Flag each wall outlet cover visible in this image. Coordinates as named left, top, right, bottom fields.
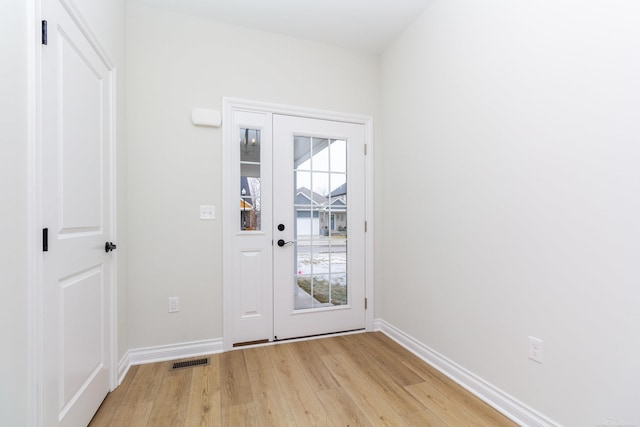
left=200, top=205, right=215, bottom=220
left=528, top=336, right=543, bottom=363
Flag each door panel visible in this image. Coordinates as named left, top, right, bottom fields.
left=228, top=110, right=273, bottom=345
left=61, top=267, right=103, bottom=403
left=238, top=250, right=268, bottom=319
left=273, top=115, right=366, bottom=340
left=41, top=1, right=114, bottom=425
left=59, top=27, right=103, bottom=232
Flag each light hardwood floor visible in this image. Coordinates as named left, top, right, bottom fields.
left=90, top=332, right=518, bottom=426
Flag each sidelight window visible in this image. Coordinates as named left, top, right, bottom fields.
left=240, top=128, right=262, bottom=231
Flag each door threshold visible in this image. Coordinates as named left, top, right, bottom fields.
left=274, top=328, right=365, bottom=343
left=229, top=329, right=367, bottom=351
left=233, top=339, right=270, bottom=348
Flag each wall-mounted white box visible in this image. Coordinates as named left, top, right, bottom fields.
left=192, top=108, right=221, bottom=127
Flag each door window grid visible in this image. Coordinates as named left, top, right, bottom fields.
left=294, top=137, right=347, bottom=309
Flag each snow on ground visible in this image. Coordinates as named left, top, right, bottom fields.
left=296, top=252, right=346, bottom=286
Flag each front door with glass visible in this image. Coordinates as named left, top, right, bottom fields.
left=273, top=115, right=366, bottom=340
left=223, top=104, right=367, bottom=347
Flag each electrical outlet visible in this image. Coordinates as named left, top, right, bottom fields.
left=168, top=297, right=179, bottom=313
left=200, top=205, right=215, bottom=220
left=528, top=336, right=543, bottom=363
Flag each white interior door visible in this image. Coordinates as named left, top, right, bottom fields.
left=224, top=103, right=368, bottom=347
left=41, top=1, right=114, bottom=425
left=272, top=115, right=366, bottom=340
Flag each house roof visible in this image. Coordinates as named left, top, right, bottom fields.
left=330, top=183, right=347, bottom=197
left=295, top=187, right=327, bottom=205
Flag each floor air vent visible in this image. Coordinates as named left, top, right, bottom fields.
left=170, top=357, right=210, bottom=371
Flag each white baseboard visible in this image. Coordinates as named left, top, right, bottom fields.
left=117, top=353, right=131, bottom=386
left=373, top=319, right=560, bottom=427
left=117, top=338, right=224, bottom=385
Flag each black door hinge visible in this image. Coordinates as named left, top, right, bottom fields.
left=42, top=20, right=48, bottom=45
left=42, top=228, right=48, bottom=252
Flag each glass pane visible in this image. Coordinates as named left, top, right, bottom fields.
left=311, top=138, right=330, bottom=172
left=240, top=177, right=261, bottom=231
left=310, top=274, right=331, bottom=306
left=241, top=163, right=260, bottom=178
left=329, top=172, right=346, bottom=199
left=240, top=127, right=261, bottom=231
left=295, top=276, right=313, bottom=310
left=295, top=207, right=314, bottom=240
left=293, top=136, right=348, bottom=310
left=295, top=171, right=311, bottom=199
left=240, top=128, right=260, bottom=163
left=311, top=171, right=329, bottom=200
left=329, top=140, right=347, bottom=173
left=294, top=136, right=311, bottom=170
left=328, top=274, right=347, bottom=305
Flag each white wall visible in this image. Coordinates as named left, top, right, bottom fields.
left=0, top=1, right=29, bottom=424
left=380, top=1, right=640, bottom=425
left=126, top=4, right=379, bottom=349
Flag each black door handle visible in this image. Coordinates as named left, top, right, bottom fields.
left=277, top=239, right=294, bottom=247
left=105, top=242, right=117, bottom=253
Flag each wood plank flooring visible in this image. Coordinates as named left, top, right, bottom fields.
left=89, top=332, right=518, bottom=426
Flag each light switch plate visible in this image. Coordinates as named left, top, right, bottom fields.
left=200, top=205, right=215, bottom=220
left=168, top=297, right=179, bottom=313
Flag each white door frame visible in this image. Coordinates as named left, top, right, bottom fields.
left=222, top=98, right=374, bottom=351
left=27, top=0, right=118, bottom=424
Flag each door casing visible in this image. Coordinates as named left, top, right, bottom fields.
left=222, top=98, right=374, bottom=351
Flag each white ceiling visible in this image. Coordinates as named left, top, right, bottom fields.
left=130, top=0, right=433, bottom=53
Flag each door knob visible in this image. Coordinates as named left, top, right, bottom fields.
left=277, top=239, right=294, bottom=247
left=105, top=242, right=117, bottom=253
